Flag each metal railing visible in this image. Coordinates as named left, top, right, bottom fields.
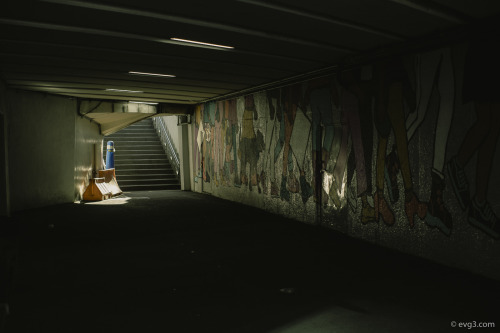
left=152, top=116, right=180, bottom=177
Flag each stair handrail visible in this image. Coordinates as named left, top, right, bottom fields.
left=152, top=117, right=180, bottom=177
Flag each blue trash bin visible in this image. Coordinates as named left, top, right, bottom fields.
left=105, top=141, right=115, bottom=169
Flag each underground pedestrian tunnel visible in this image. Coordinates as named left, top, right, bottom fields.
left=1, top=1, right=499, bottom=332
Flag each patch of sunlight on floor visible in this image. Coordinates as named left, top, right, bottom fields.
left=74, top=194, right=153, bottom=205
left=75, top=195, right=132, bottom=205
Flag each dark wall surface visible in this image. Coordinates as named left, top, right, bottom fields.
left=191, top=41, right=500, bottom=280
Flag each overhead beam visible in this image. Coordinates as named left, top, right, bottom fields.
left=5, top=84, right=212, bottom=100
left=386, top=0, right=467, bottom=23
left=1, top=70, right=248, bottom=91
left=65, top=92, right=198, bottom=104
left=0, top=38, right=299, bottom=75
left=0, top=38, right=319, bottom=73
left=40, top=0, right=356, bottom=53
left=0, top=63, right=260, bottom=88
left=238, top=0, right=404, bottom=41
left=3, top=78, right=232, bottom=95
left=79, top=100, right=157, bottom=115
left=6, top=81, right=217, bottom=98
left=0, top=18, right=331, bottom=64
left=0, top=43, right=301, bottom=80
left=158, top=103, right=193, bottom=115
left=0, top=52, right=280, bottom=82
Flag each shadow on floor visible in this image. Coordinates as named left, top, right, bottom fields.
left=2, top=190, right=499, bottom=333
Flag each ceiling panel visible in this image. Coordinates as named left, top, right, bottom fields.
left=1, top=0, right=499, bottom=108
left=431, top=0, right=500, bottom=18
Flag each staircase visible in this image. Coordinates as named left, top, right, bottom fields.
left=103, top=118, right=181, bottom=191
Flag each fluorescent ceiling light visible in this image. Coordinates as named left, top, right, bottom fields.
left=105, top=88, right=143, bottom=93
left=170, top=38, right=234, bottom=49
left=129, top=101, right=158, bottom=105
left=129, top=71, right=176, bottom=78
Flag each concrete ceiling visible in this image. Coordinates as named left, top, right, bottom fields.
left=1, top=0, right=500, bottom=107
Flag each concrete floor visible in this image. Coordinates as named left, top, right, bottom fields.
left=2, top=190, right=499, bottom=333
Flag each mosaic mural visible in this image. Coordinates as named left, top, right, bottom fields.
left=192, top=43, right=500, bottom=242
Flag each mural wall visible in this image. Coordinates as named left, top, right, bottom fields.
left=191, top=42, right=500, bottom=279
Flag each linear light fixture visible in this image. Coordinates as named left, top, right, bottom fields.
left=170, top=38, right=234, bottom=50
left=105, top=88, right=143, bottom=93
left=129, top=71, right=176, bottom=78
left=129, top=101, right=158, bottom=105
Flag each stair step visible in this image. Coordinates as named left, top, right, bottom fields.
left=110, top=141, right=163, bottom=146
left=106, top=135, right=159, bottom=139
left=113, top=146, right=164, bottom=151
left=109, top=125, right=153, bottom=129
left=104, top=148, right=164, bottom=155
left=116, top=126, right=153, bottom=130
left=116, top=169, right=177, bottom=176
left=105, top=137, right=158, bottom=142
left=115, top=150, right=165, bottom=155
left=123, top=127, right=154, bottom=131
left=106, top=137, right=161, bottom=142
left=114, top=158, right=169, bottom=165
left=108, top=139, right=160, bottom=143
left=118, top=178, right=180, bottom=186
left=117, top=163, right=172, bottom=170
left=107, top=131, right=158, bottom=135
left=102, top=118, right=180, bottom=191
left=115, top=159, right=170, bottom=164
left=121, top=184, right=181, bottom=191
left=104, top=150, right=165, bottom=156
left=117, top=174, right=177, bottom=180
left=115, top=153, right=168, bottom=159
left=128, top=123, right=153, bottom=127
left=109, top=132, right=154, bottom=136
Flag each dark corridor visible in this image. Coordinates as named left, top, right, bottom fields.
left=1, top=191, right=498, bottom=332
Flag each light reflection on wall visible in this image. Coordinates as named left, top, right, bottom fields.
left=322, top=171, right=347, bottom=209
left=74, top=115, right=103, bottom=201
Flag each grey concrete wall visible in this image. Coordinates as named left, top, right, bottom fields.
left=187, top=122, right=195, bottom=191
left=74, top=116, right=103, bottom=201
left=6, top=90, right=86, bottom=211
left=160, top=115, right=193, bottom=190
left=189, top=113, right=203, bottom=193
left=0, top=81, right=9, bottom=216
left=191, top=43, right=500, bottom=280
left=178, top=123, right=191, bottom=190
left=161, top=115, right=180, bottom=156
